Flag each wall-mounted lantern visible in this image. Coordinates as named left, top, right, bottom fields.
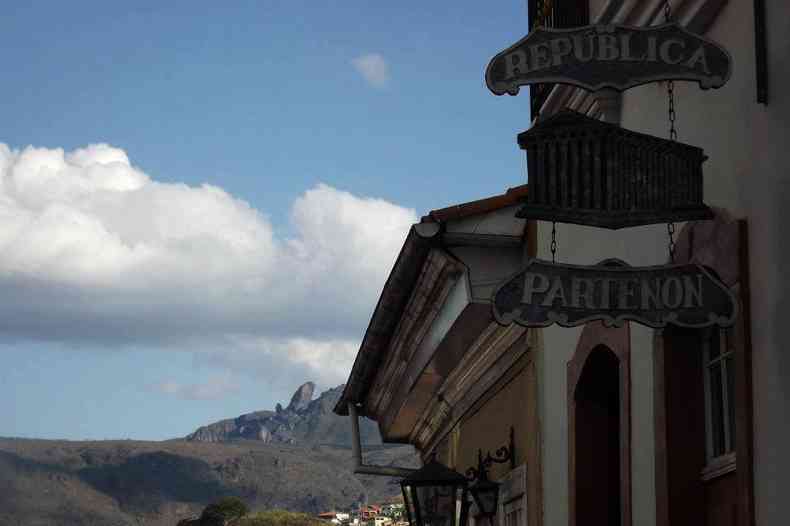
left=400, top=455, right=469, bottom=526
left=467, top=455, right=500, bottom=522
left=465, top=427, right=516, bottom=525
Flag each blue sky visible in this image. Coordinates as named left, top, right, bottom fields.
left=0, top=1, right=533, bottom=440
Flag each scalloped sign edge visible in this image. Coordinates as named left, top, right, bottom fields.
left=485, top=23, right=733, bottom=95
left=491, top=258, right=738, bottom=329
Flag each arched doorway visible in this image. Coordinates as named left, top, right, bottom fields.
left=574, top=347, right=621, bottom=526
left=567, top=322, right=631, bottom=526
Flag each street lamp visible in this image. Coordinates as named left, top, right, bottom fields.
left=467, top=451, right=501, bottom=523
left=464, top=427, right=516, bottom=525
left=400, top=455, right=469, bottom=526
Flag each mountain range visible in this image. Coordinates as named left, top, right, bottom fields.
left=0, top=383, right=418, bottom=526
left=185, top=383, right=383, bottom=448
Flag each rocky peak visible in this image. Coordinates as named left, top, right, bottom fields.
left=186, top=381, right=382, bottom=447
left=287, top=382, right=315, bottom=412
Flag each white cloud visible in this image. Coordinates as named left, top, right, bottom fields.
left=194, top=336, right=360, bottom=392
left=149, top=373, right=239, bottom=401
left=351, top=53, right=390, bottom=88
left=0, top=142, right=418, bottom=387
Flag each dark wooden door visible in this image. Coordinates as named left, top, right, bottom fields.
left=705, top=472, right=737, bottom=526
left=574, top=348, right=621, bottom=526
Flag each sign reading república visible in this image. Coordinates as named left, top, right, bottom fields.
left=486, top=23, right=732, bottom=95
left=492, top=259, right=737, bottom=329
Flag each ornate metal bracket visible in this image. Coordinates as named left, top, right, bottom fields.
left=464, top=426, right=516, bottom=481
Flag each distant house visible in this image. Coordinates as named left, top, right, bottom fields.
left=359, top=505, right=381, bottom=520
left=318, top=511, right=351, bottom=524
left=381, top=504, right=404, bottom=518
left=318, top=512, right=339, bottom=523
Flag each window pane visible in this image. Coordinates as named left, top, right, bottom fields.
left=726, top=355, right=736, bottom=453
left=415, top=486, right=458, bottom=526
left=709, top=364, right=726, bottom=457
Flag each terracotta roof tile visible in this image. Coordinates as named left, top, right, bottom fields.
left=422, top=185, right=527, bottom=223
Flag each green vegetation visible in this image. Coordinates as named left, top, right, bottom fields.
left=178, top=498, right=326, bottom=526
left=201, top=496, right=250, bottom=524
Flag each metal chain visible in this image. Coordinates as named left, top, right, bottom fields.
left=551, top=222, right=557, bottom=263
left=664, top=0, right=677, bottom=142
left=667, top=219, right=676, bottom=262
left=667, top=81, right=677, bottom=141
left=539, top=0, right=556, bottom=264
left=664, top=0, right=677, bottom=262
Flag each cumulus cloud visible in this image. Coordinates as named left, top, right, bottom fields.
left=0, top=142, right=417, bottom=386
left=149, top=373, right=239, bottom=401
left=194, top=336, right=360, bottom=392
left=351, top=53, right=390, bottom=88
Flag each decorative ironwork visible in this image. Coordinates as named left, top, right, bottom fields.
left=491, top=258, right=737, bottom=329
left=516, top=110, right=713, bottom=229
left=460, top=427, right=516, bottom=524
left=485, top=23, right=732, bottom=96
left=464, top=427, right=516, bottom=482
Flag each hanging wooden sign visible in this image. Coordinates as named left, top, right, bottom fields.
left=492, top=258, right=736, bottom=329
left=515, top=110, right=713, bottom=229
left=486, top=23, right=732, bottom=96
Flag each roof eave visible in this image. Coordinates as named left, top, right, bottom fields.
left=333, top=223, right=439, bottom=416
left=333, top=185, right=530, bottom=417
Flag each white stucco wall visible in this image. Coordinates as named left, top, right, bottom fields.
left=536, top=222, right=665, bottom=526
left=534, top=1, right=790, bottom=525
left=629, top=323, right=656, bottom=526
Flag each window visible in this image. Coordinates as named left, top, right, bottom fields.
left=702, top=328, right=736, bottom=471
left=498, top=464, right=527, bottom=526
left=502, top=499, right=524, bottom=526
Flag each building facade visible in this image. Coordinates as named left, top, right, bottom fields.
left=335, top=1, right=789, bottom=526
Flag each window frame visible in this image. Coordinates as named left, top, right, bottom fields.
left=701, top=327, right=737, bottom=478
left=497, top=464, right=528, bottom=526
left=653, top=216, right=754, bottom=526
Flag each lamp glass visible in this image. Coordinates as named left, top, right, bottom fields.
left=399, top=458, right=468, bottom=526
left=469, top=478, right=500, bottom=519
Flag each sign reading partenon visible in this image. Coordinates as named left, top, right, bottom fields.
left=486, top=23, right=732, bottom=95
left=492, top=259, right=736, bottom=329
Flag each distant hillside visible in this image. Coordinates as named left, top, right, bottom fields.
left=186, top=383, right=382, bottom=447
left=0, top=383, right=419, bottom=526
